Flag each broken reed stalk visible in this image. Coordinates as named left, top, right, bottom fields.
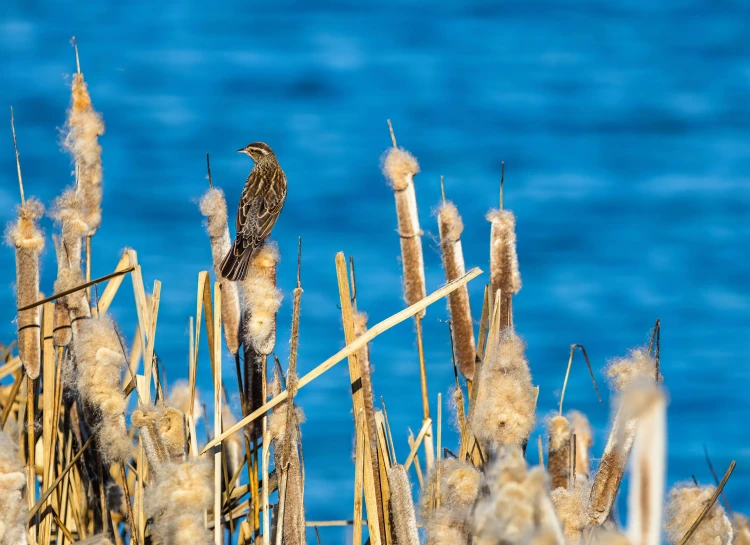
left=203, top=267, right=482, bottom=453
left=437, top=191, right=476, bottom=380
left=199, top=183, right=242, bottom=354
left=335, top=252, right=386, bottom=545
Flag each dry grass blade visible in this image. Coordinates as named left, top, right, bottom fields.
left=559, top=344, right=602, bottom=415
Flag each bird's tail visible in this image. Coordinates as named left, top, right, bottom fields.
left=220, top=243, right=253, bottom=282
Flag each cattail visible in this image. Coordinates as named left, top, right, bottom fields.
left=469, top=329, right=536, bottom=453
left=626, top=384, right=666, bottom=545
left=382, top=147, right=426, bottom=316
left=167, top=380, right=203, bottom=422
left=589, top=346, right=658, bottom=525
left=221, top=405, right=244, bottom=482
left=269, top=368, right=306, bottom=545
left=54, top=266, right=91, bottom=329
left=733, top=515, right=750, bottom=545
left=0, top=430, right=27, bottom=545
left=132, top=405, right=187, bottom=471
left=240, top=243, right=282, bottom=355
left=664, top=484, right=733, bottom=545
left=551, top=479, right=592, bottom=545
left=472, top=447, right=564, bottom=545
left=5, top=198, right=44, bottom=379
left=486, top=209, right=521, bottom=328
left=567, top=410, right=593, bottom=479
left=63, top=72, right=104, bottom=235
left=72, top=314, right=132, bottom=464
left=437, top=200, right=475, bottom=379
left=50, top=188, right=88, bottom=271
left=420, top=458, right=481, bottom=545
left=199, top=188, right=242, bottom=354
left=547, top=415, right=572, bottom=490
left=147, top=459, right=213, bottom=545
left=388, top=465, right=419, bottom=545
left=52, top=235, right=73, bottom=346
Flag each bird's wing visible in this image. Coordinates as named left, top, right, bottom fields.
left=235, top=167, right=287, bottom=255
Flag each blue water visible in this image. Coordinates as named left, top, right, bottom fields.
left=2, top=0, right=749, bottom=538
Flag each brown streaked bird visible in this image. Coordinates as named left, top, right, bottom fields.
left=220, top=142, right=287, bottom=281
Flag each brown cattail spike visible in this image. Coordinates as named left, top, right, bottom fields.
left=437, top=198, right=475, bottom=379
left=239, top=242, right=282, bottom=355
left=388, top=465, right=419, bottom=545
left=547, top=415, right=572, bottom=491
left=51, top=235, right=73, bottom=347
left=486, top=208, right=521, bottom=329
left=6, top=198, right=45, bottom=379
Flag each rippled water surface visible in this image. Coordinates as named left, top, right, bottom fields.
left=1, top=0, right=749, bottom=535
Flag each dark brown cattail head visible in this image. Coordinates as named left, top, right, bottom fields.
left=52, top=235, right=73, bottom=347
left=437, top=201, right=475, bottom=379
left=547, top=415, right=572, bottom=491
left=6, top=198, right=45, bottom=379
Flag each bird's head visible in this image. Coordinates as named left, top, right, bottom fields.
left=238, top=142, right=275, bottom=162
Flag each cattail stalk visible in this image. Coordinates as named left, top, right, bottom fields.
left=437, top=196, right=475, bottom=380
left=199, top=186, right=242, bottom=354
left=382, top=136, right=433, bottom=466
left=6, top=199, right=45, bottom=379
left=486, top=209, right=521, bottom=329
left=547, top=416, right=572, bottom=490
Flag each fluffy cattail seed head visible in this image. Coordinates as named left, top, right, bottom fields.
left=240, top=243, right=282, bottom=355
left=199, top=188, right=242, bottom=354
left=6, top=198, right=45, bottom=379
left=63, top=73, right=104, bottom=235
left=664, top=483, right=733, bottom=545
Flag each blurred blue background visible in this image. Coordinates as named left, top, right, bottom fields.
left=1, top=0, right=749, bottom=538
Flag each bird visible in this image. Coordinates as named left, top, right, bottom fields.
left=220, top=142, right=287, bottom=281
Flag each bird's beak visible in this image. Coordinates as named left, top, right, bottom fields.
left=237, top=147, right=246, bottom=153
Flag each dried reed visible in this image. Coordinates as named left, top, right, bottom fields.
left=6, top=199, right=45, bottom=379
left=437, top=198, right=475, bottom=379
